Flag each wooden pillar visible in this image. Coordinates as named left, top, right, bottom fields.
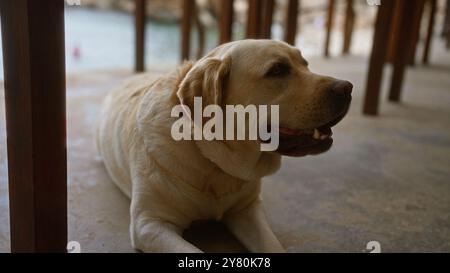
left=446, top=0, right=450, bottom=49
left=181, top=0, right=195, bottom=61
left=284, top=0, right=300, bottom=45
left=135, top=0, right=146, bottom=72
left=219, top=0, right=234, bottom=44
left=363, top=0, right=395, bottom=116
left=246, top=0, right=263, bottom=39
left=408, top=0, right=425, bottom=65
left=194, top=5, right=206, bottom=59
left=324, top=0, right=336, bottom=57
left=386, top=1, right=402, bottom=63
left=422, top=0, right=437, bottom=64
left=261, top=0, right=275, bottom=39
left=389, top=0, right=417, bottom=102
left=443, top=0, right=450, bottom=38
left=0, top=0, right=67, bottom=252
left=342, top=0, right=355, bottom=55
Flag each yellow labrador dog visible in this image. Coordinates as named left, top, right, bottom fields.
left=96, top=40, right=352, bottom=253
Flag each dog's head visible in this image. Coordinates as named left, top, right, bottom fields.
left=177, top=39, right=352, bottom=158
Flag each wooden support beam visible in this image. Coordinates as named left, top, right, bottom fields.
left=261, top=0, right=275, bottom=39
left=386, top=0, right=402, bottom=64
left=219, top=0, right=234, bottom=44
left=284, top=0, right=300, bottom=45
left=194, top=5, right=206, bottom=59
left=446, top=0, right=450, bottom=49
left=246, top=0, right=263, bottom=39
left=342, top=0, right=355, bottom=55
left=324, top=0, right=336, bottom=57
left=442, top=0, right=450, bottom=38
left=408, top=0, right=425, bottom=65
left=389, top=0, right=417, bottom=102
left=422, top=0, right=437, bottom=64
left=181, top=0, right=195, bottom=61
left=363, top=0, right=395, bottom=116
left=0, top=0, right=67, bottom=252
left=135, top=0, right=146, bottom=72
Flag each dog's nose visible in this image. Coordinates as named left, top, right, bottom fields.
left=330, top=80, right=353, bottom=96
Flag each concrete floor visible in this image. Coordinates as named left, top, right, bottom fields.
left=1, top=43, right=450, bottom=253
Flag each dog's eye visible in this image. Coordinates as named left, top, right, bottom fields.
left=265, top=63, right=291, bottom=77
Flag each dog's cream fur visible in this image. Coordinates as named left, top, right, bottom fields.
left=96, top=40, right=350, bottom=253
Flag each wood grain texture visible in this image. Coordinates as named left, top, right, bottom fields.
left=0, top=0, right=67, bottom=252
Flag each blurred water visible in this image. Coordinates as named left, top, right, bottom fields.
left=0, top=8, right=221, bottom=80
left=64, top=8, right=181, bottom=73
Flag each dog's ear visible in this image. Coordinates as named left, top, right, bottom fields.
left=177, top=56, right=231, bottom=111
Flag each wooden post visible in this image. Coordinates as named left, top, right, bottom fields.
left=363, top=0, right=395, bottom=116
left=422, top=0, right=437, bottom=64
left=194, top=4, right=206, bottom=59
left=443, top=0, right=450, bottom=38
left=219, top=0, right=234, bottom=44
left=135, top=0, right=146, bottom=72
left=324, top=0, right=336, bottom=57
left=246, top=0, right=263, bottom=38
left=408, top=0, right=425, bottom=65
left=261, top=0, right=275, bottom=39
left=445, top=0, right=450, bottom=49
left=386, top=0, right=402, bottom=64
left=389, top=0, right=416, bottom=102
left=284, top=0, right=300, bottom=45
left=342, top=0, right=355, bottom=55
left=181, top=0, right=195, bottom=61
left=0, top=0, right=67, bottom=252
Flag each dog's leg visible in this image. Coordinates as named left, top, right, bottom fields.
left=127, top=151, right=201, bottom=253
left=224, top=200, right=285, bottom=253
left=130, top=200, right=202, bottom=253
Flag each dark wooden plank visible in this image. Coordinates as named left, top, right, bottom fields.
left=246, top=0, right=263, bottom=39
left=284, top=0, right=300, bottom=45
left=342, top=0, right=355, bottom=55
left=219, top=0, right=235, bottom=44
left=389, top=0, right=417, bottom=102
left=422, top=0, right=437, bottom=64
left=0, top=0, right=67, bottom=252
left=135, top=0, right=146, bottom=72
left=324, top=0, right=336, bottom=57
left=363, top=0, right=395, bottom=116
left=261, top=0, right=275, bottom=39
left=181, top=0, right=195, bottom=61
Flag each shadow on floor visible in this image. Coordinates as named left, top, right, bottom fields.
left=184, top=221, right=247, bottom=253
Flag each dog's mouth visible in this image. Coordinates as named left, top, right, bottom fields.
left=270, top=109, right=349, bottom=157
